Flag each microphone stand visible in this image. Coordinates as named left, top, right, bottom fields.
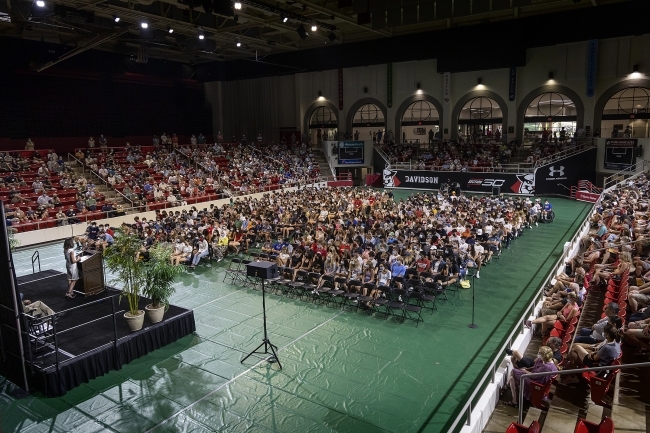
left=241, top=269, right=282, bottom=369
left=467, top=272, right=478, bottom=329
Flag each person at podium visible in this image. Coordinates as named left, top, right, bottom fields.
left=63, top=238, right=81, bottom=299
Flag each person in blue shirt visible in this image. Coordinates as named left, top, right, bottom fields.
left=542, top=200, right=553, bottom=221
left=391, top=258, right=406, bottom=288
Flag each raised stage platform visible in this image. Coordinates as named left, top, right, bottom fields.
left=16, top=270, right=196, bottom=397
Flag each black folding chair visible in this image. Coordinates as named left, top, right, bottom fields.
left=404, top=292, right=424, bottom=326
left=387, top=288, right=406, bottom=322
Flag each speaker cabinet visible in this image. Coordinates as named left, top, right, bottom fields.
left=492, top=186, right=501, bottom=196
left=246, top=262, right=279, bottom=280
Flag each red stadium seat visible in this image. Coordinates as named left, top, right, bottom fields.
left=574, top=416, right=614, bottom=433
left=506, top=420, right=540, bottom=433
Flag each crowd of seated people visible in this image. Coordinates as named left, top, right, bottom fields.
left=180, top=141, right=321, bottom=194
left=381, top=140, right=518, bottom=172
left=77, top=145, right=230, bottom=212
left=1, top=150, right=121, bottom=231
left=112, top=186, right=555, bottom=319
left=502, top=174, right=650, bottom=407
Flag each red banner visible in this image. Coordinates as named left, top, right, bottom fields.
left=575, top=190, right=599, bottom=203
left=338, top=68, right=344, bottom=110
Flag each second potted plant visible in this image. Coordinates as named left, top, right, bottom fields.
left=142, top=244, right=185, bottom=323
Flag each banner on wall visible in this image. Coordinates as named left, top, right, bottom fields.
left=586, top=40, right=598, bottom=98
left=338, top=68, right=344, bottom=110
left=534, top=147, right=598, bottom=195
left=508, top=66, right=517, bottom=101
left=387, top=63, right=393, bottom=108
left=336, top=141, right=365, bottom=164
left=604, top=138, right=637, bottom=170
left=382, top=169, right=535, bottom=194
left=443, top=72, right=451, bottom=103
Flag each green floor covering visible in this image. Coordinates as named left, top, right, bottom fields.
left=0, top=194, right=592, bottom=433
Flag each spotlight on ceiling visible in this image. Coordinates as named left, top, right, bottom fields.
left=416, top=82, right=420, bottom=90
left=168, top=26, right=174, bottom=33
left=297, top=24, right=307, bottom=40
left=633, top=64, right=639, bottom=72
left=140, top=22, right=148, bottom=29
left=318, top=90, right=322, bottom=97
left=328, top=31, right=336, bottom=42
left=311, top=24, right=317, bottom=31
left=234, top=1, right=242, bottom=9
left=548, top=71, right=553, bottom=79
left=199, top=33, right=205, bottom=39
left=35, top=0, right=45, bottom=6
left=113, top=13, right=120, bottom=22
left=477, top=77, right=482, bottom=85
left=282, top=15, right=288, bottom=23
left=236, top=41, right=241, bottom=47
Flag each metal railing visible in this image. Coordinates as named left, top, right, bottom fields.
left=390, top=160, right=535, bottom=173
left=603, top=159, right=650, bottom=190
left=31, top=251, right=40, bottom=273
left=373, top=145, right=391, bottom=167
left=517, top=362, right=650, bottom=424
left=21, top=289, right=122, bottom=377
left=533, top=140, right=597, bottom=168
left=447, top=181, right=601, bottom=432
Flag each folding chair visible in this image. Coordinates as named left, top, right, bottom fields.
left=404, top=292, right=424, bottom=326
left=223, top=257, right=244, bottom=283
left=357, top=283, right=375, bottom=314
left=387, top=288, right=406, bottom=322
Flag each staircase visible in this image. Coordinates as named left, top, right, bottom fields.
left=67, top=161, right=130, bottom=211
left=313, top=147, right=334, bottom=177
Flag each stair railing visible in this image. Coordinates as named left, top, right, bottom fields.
left=517, top=361, right=650, bottom=424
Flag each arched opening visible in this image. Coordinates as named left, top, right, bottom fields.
left=351, top=103, right=385, bottom=141
left=523, top=92, right=577, bottom=143
left=602, top=87, right=650, bottom=138
left=309, top=106, right=338, bottom=145
left=400, top=100, right=440, bottom=143
left=457, top=97, right=503, bottom=139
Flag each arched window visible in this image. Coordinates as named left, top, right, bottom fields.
left=523, top=93, right=577, bottom=141
left=602, top=87, right=650, bottom=138
left=310, top=106, right=337, bottom=128
left=353, top=103, right=385, bottom=126
left=401, top=101, right=439, bottom=125
left=457, top=97, right=502, bottom=137
left=604, top=87, right=650, bottom=116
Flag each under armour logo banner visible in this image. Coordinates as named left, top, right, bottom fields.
left=549, top=166, right=565, bottom=177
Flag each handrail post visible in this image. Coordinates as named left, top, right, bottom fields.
left=466, top=401, right=471, bottom=426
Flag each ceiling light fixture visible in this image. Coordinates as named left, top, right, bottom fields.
left=113, top=13, right=120, bottom=22
left=282, top=15, right=288, bottom=22
left=140, top=22, right=148, bottom=29
left=311, top=24, right=317, bottom=31
left=477, top=78, right=482, bottom=85
left=236, top=41, right=241, bottom=47
left=199, top=33, right=205, bottom=39
left=234, top=1, right=242, bottom=9
left=168, top=26, right=174, bottom=33
left=35, top=0, right=45, bottom=6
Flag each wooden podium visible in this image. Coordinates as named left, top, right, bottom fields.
left=77, top=251, right=105, bottom=296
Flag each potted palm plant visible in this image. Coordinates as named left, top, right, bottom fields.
left=103, top=230, right=147, bottom=331
left=142, top=244, right=184, bottom=323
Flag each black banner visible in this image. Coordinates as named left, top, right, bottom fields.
left=534, top=147, right=597, bottom=196
left=383, top=169, right=535, bottom=194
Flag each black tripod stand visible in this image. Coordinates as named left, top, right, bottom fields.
left=241, top=274, right=283, bottom=369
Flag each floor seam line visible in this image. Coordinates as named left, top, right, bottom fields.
left=144, top=310, right=343, bottom=432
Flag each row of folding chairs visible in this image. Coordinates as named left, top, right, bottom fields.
left=221, top=257, right=452, bottom=326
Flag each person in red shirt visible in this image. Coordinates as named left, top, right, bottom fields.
left=416, top=254, right=431, bottom=273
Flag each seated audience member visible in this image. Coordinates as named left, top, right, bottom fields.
left=507, top=337, right=562, bottom=369
left=504, top=346, right=558, bottom=408
left=563, top=325, right=622, bottom=384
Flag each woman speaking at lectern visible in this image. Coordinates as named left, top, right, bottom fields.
left=64, top=238, right=81, bottom=299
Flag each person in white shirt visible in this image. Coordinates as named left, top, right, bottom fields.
left=190, top=236, right=209, bottom=268
left=37, top=193, right=53, bottom=208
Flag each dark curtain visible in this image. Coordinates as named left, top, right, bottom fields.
left=221, top=76, right=279, bottom=142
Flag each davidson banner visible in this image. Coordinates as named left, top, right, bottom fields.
left=382, top=168, right=535, bottom=195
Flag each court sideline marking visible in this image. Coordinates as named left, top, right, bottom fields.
left=144, top=309, right=345, bottom=432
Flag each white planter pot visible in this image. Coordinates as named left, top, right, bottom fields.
left=124, top=310, right=145, bottom=331
left=145, top=304, right=165, bottom=324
